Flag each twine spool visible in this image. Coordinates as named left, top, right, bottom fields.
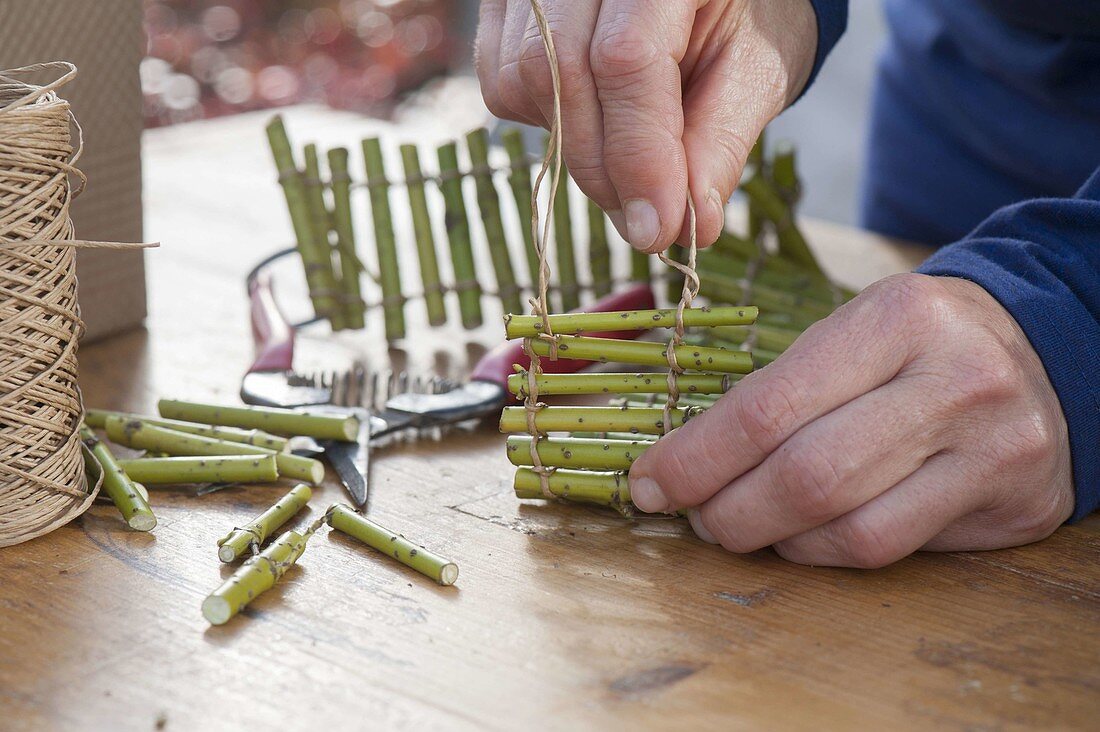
left=0, top=63, right=100, bottom=547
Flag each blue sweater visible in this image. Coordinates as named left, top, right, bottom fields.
left=807, top=0, right=1100, bottom=520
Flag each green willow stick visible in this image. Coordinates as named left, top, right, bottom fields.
left=694, top=267, right=832, bottom=329
left=507, top=371, right=730, bottom=398
left=466, top=128, right=522, bottom=315
left=708, top=324, right=800, bottom=353
left=302, top=144, right=346, bottom=330
left=572, top=431, right=660, bottom=441
left=587, top=198, right=612, bottom=297
left=698, top=244, right=844, bottom=305
left=116, top=455, right=279, bottom=485
left=745, top=131, right=767, bottom=256
left=754, top=349, right=781, bottom=367
left=80, top=426, right=156, bottom=531
left=203, top=529, right=310, bottom=625
left=711, top=230, right=849, bottom=296
left=739, top=174, right=823, bottom=278
left=500, top=405, right=703, bottom=435
left=631, top=248, right=650, bottom=283
left=507, top=436, right=649, bottom=471
left=217, top=483, right=313, bottom=563
left=527, top=335, right=754, bottom=373
left=105, top=417, right=324, bottom=485
left=157, top=399, right=358, bottom=441
left=328, top=504, right=458, bottom=586
left=501, top=127, right=539, bottom=286
left=399, top=143, right=447, bottom=326
left=665, top=244, right=687, bottom=303
left=327, top=147, right=366, bottom=329
left=85, top=409, right=287, bottom=451
left=362, top=137, right=406, bottom=340
left=504, top=305, right=758, bottom=338
left=514, top=468, right=631, bottom=511
left=552, top=155, right=580, bottom=311
left=437, top=141, right=483, bottom=328
left=265, top=116, right=340, bottom=324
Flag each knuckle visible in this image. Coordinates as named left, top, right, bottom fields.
left=840, top=515, right=905, bottom=569
left=864, top=273, right=946, bottom=332
left=992, top=412, right=1058, bottom=468
left=950, top=353, right=1022, bottom=409
left=520, top=38, right=589, bottom=99
left=775, top=442, right=847, bottom=522
left=590, top=25, right=662, bottom=83
left=732, top=379, right=803, bottom=454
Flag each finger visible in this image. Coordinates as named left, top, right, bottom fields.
left=629, top=276, right=929, bottom=513
left=474, top=0, right=510, bottom=119
left=772, top=453, right=988, bottom=568
left=693, top=373, right=943, bottom=552
left=517, top=2, right=620, bottom=212
left=590, top=0, right=698, bottom=253
left=496, top=0, right=544, bottom=126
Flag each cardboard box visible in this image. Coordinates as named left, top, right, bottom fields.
left=0, top=0, right=147, bottom=342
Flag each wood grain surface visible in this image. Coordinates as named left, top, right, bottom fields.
left=1, top=104, right=1096, bottom=731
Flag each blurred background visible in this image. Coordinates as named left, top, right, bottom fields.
left=140, top=0, right=885, bottom=226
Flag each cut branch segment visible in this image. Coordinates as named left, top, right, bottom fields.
left=506, top=371, right=730, bottom=398
left=217, top=483, right=312, bottom=563
left=501, top=127, right=539, bottom=287
left=202, top=529, right=309, bottom=625
left=587, top=198, right=611, bottom=297
left=504, top=305, right=757, bottom=338
left=327, top=146, right=366, bottom=328
left=115, top=455, right=279, bottom=485
left=437, top=141, right=483, bottom=328
left=157, top=399, right=359, bottom=441
left=362, top=136, right=405, bottom=340
left=80, top=426, right=156, bottom=531
left=399, top=143, right=447, bottom=326
left=327, top=505, right=458, bottom=586
left=527, top=335, right=754, bottom=374
left=467, top=127, right=522, bottom=315
left=552, top=155, right=579, bottom=311
left=513, top=468, right=631, bottom=511
left=500, top=405, right=703, bottom=435
left=302, top=143, right=346, bottom=330
left=85, top=409, right=287, bottom=451
left=507, top=436, right=649, bottom=471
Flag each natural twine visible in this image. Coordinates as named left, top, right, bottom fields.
left=0, top=63, right=153, bottom=547
left=520, top=0, right=701, bottom=497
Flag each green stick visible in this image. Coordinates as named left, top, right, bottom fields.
left=327, top=147, right=366, bottom=329
left=302, top=143, right=346, bottom=330
left=85, top=409, right=287, bottom=451
left=501, top=127, right=539, bottom=287
left=106, top=417, right=324, bottom=485
left=80, top=426, right=156, bottom=531
left=665, top=244, right=687, bottom=303
left=694, top=267, right=832, bottom=329
left=362, top=136, right=406, bottom=340
left=514, top=468, right=631, bottom=511
left=552, top=154, right=580, bottom=311
left=587, top=198, right=612, bottom=297
left=467, top=128, right=522, bottom=315
left=698, top=245, right=844, bottom=305
left=740, top=173, right=823, bottom=277
left=504, top=305, right=758, bottom=338
left=217, top=484, right=313, bottom=563
left=500, top=405, right=702, bottom=435
left=507, top=371, right=730, bottom=398
left=202, top=529, right=310, bottom=625
left=158, top=399, right=358, bottom=441
left=707, top=324, right=799, bottom=353
left=265, top=116, right=340, bottom=324
left=572, top=431, right=660, bottom=441
left=507, top=436, right=649, bottom=471
left=631, top=248, right=650, bottom=283
left=399, top=143, right=447, bottom=326
left=116, top=455, right=279, bottom=485
left=527, top=335, right=753, bottom=373
left=328, top=505, right=458, bottom=586
left=437, top=141, right=483, bottom=328
left=745, top=131, right=767, bottom=256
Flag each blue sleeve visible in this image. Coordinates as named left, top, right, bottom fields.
left=802, top=0, right=849, bottom=94
left=917, top=167, right=1100, bottom=521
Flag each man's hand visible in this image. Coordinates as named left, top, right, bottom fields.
left=475, top=0, right=818, bottom=252
left=629, top=274, right=1075, bottom=567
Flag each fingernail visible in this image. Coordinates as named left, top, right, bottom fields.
left=629, top=477, right=669, bottom=513
left=624, top=199, right=660, bottom=251
left=688, top=509, right=719, bottom=544
left=607, top=209, right=626, bottom=240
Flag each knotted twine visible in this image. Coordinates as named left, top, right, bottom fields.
left=0, top=63, right=155, bottom=547
left=520, top=0, right=701, bottom=497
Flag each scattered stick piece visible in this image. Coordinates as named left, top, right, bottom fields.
left=327, top=504, right=458, bottom=586
left=80, top=426, right=156, bottom=531
left=85, top=409, right=287, bottom=451
left=116, top=455, right=279, bottom=485
left=217, top=484, right=312, bottom=563
left=202, top=529, right=310, bottom=625
left=157, top=399, right=358, bottom=442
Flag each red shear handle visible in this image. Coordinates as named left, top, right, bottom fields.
left=469, top=281, right=657, bottom=389
left=248, top=272, right=295, bottom=372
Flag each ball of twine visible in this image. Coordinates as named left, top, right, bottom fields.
left=0, top=63, right=101, bottom=547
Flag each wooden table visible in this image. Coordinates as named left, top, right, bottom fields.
left=2, top=103, right=1097, bottom=731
